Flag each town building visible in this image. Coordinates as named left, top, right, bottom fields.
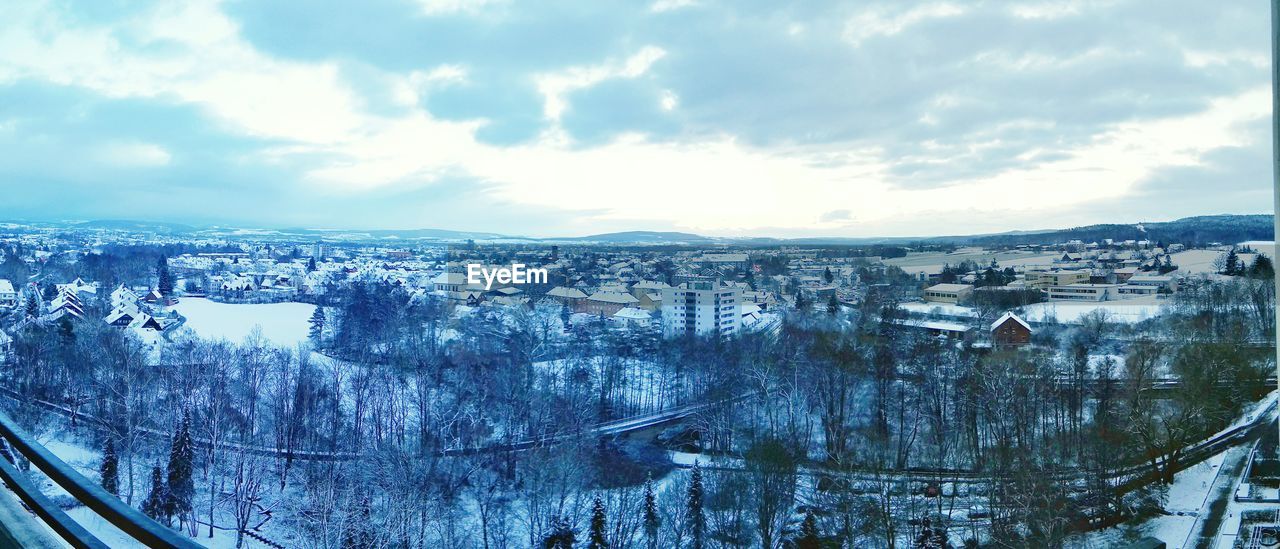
left=990, top=312, right=1032, bottom=348
left=922, top=283, right=973, bottom=304
left=1023, top=269, right=1091, bottom=289
left=661, top=278, right=742, bottom=338
left=1046, top=283, right=1123, bottom=301
left=0, top=279, right=15, bottom=308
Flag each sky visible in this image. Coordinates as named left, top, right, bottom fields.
left=0, top=0, right=1272, bottom=238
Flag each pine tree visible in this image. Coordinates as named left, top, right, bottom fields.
left=24, top=291, right=38, bottom=318
left=588, top=496, right=609, bottom=549
left=165, top=411, right=194, bottom=524
left=827, top=293, right=839, bottom=316
left=642, top=475, right=660, bottom=549
left=100, top=436, right=119, bottom=496
left=796, top=509, right=820, bottom=549
left=157, top=255, right=173, bottom=296
left=1250, top=254, right=1274, bottom=280
left=823, top=267, right=834, bottom=283
left=309, top=307, right=326, bottom=343
left=687, top=461, right=706, bottom=549
left=41, top=284, right=56, bottom=302
left=1224, top=248, right=1241, bottom=276
left=543, top=515, right=576, bottom=548
left=306, top=256, right=317, bottom=272
left=794, top=291, right=809, bottom=312
left=142, top=465, right=168, bottom=524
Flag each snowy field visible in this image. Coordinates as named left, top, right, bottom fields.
left=171, top=298, right=315, bottom=348
left=1171, top=248, right=1265, bottom=275
left=1019, top=296, right=1165, bottom=324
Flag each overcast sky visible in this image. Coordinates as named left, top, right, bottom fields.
left=0, top=0, right=1271, bottom=237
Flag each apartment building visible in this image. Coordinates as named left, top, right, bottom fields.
left=661, top=278, right=742, bottom=338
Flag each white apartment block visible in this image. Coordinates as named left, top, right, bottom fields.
left=661, top=278, right=742, bottom=338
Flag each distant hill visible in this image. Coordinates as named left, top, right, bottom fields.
left=32, top=214, right=1276, bottom=247
left=560, top=231, right=720, bottom=244
left=74, top=219, right=198, bottom=233
left=966, top=215, right=1273, bottom=247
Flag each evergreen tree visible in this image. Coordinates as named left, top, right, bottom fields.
left=687, top=462, right=706, bottom=549
left=309, top=307, right=326, bottom=343
left=588, top=496, right=609, bottom=549
left=823, top=267, right=834, bottom=283
left=1223, top=248, right=1241, bottom=276
left=826, top=293, right=839, bottom=316
left=99, top=436, right=119, bottom=496
left=543, top=515, right=576, bottom=548
left=1250, top=254, right=1274, bottom=280
left=561, top=303, right=572, bottom=328
left=796, top=509, right=821, bottom=549
left=24, top=291, right=39, bottom=318
left=157, top=255, right=173, bottom=296
left=142, top=465, right=168, bottom=524
left=794, top=291, right=809, bottom=313
left=642, top=475, right=660, bottom=549
left=306, top=256, right=317, bottom=272
left=41, top=284, right=56, bottom=302
left=165, top=411, right=194, bottom=524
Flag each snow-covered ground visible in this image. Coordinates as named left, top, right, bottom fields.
left=171, top=298, right=315, bottom=348
left=1019, top=296, right=1165, bottom=324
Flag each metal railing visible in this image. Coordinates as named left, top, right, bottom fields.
left=0, top=410, right=202, bottom=548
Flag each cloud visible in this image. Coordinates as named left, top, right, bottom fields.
left=0, top=0, right=1270, bottom=237
left=95, top=141, right=172, bottom=167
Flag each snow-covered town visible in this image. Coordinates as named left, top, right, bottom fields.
left=3, top=1, right=1278, bottom=547
left=0, top=217, right=1273, bottom=548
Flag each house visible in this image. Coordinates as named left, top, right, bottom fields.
left=48, top=289, right=85, bottom=319
left=612, top=307, right=653, bottom=327
left=104, top=305, right=140, bottom=327
left=629, top=280, right=669, bottom=300
left=635, top=292, right=663, bottom=312
left=990, top=312, right=1032, bottom=348
left=922, top=283, right=973, bottom=304
left=546, top=286, right=588, bottom=310
left=110, top=284, right=140, bottom=309
left=0, top=279, right=15, bottom=308
left=128, top=313, right=165, bottom=332
left=56, top=277, right=98, bottom=297
left=430, top=272, right=468, bottom=293
left=583, top=291, right=639, bottom=316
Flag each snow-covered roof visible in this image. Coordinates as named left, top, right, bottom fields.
left=991, top=312, right=1032, bottom=332
left=587, top=291, right=639, bottom=304
left=612, top=307, right=650, bottom=320
left=547, top=287, right=588, bottom=299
